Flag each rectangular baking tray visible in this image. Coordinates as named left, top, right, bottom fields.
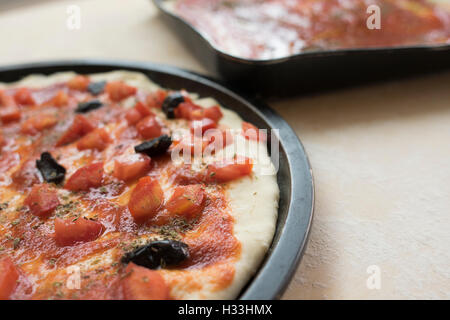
left=152, top=0, right=450, bottom=98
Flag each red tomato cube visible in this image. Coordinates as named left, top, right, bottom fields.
left=190, top=118, right=217, bottom=136
left=113, top=153, right=151, bottom=182
left=128, top=177, right=164, bottom=223
left=146, top=90, right=167, bottom=109
left=173, top=134, right=209, bottom=157
left=24, top=184, right=60, bottom=217
left=0, top=132, right=5, bottom=151
left=242, top=121, right=266, bottom=142
left=174, top=101, right=201, bottom=120
left=14, top=88, right=35, bottom=106
left=204, top=129, right=234, bottom=155
left=0, top=106, right=21, bottom=124
left=106, top=81, right=137, bottom=102
left=203, top=106, right=223, bottom=122
left=0, top=257, right=20, bottom=300
left=50, top=90, right=69, bottom=107
left=54, top=217, right=104, bottom=246
left=121, top=263, right=169, bottom=300
left=65, top=162, right=104, bottom=192
left=165, top=184, right=206, bottom=220
left=67, top=75, right=90, bottom=91
left=76, top=128, right=111, bottom=151
left=136, top=116, right=162, bottom=140
left=0, top=90, right=16, bottom=107
left=56, top=114, right=95, bottom=146
left=125, top=107, right=143, bottom=125
left=21, top=114, right=58, bottom=135
left=207, top=157, right=253, bottom=183
left=134, top=101, right=154, bottom=118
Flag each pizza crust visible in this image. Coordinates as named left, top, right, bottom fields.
left=0, top=70, right=279, bottom=299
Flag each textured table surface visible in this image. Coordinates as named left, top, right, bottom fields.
left=1, top=0, right=449, bottom=299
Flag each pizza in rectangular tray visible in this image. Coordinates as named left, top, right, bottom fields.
left=0, top=71, right=279, bottom=300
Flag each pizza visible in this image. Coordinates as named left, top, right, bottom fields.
left=0, top=71, right=279, bottom=300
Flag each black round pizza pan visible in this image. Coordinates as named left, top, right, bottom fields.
left=0, top=59, right=314, bottom=300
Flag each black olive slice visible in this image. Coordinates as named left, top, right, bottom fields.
left=87, top=81, right=106, bottom=96
left=134, top=135, right=172, bottom=157
left=162, top=92, right=185, bottom=119
left=75, top=99, right=103, bottom=113
left=121, top=240, right=189, bottom=269
left=36, top=152, right=66, bottom=184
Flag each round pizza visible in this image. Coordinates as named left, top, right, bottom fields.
left=0, top=71, right=279, bottom=300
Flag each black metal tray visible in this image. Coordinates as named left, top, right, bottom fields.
left=0, top=60, right=314, bottom=300
left=152, top=0, right=450, bottom=98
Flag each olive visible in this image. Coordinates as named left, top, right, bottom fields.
left=36, top=152, right=66, bottom=184
left=121, top=240, right=189, bottom=269
left=134, top=135, right=172, bottom=157
left=162, top=92, right=185, bottom=119
left=87, top=81, right=106, bottom=96
left=75, top=99, right=103, bottom=113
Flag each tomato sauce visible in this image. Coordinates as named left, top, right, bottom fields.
left=171, top=0, right=450, bottom=59
left=0, top=77, right=242, bottom=299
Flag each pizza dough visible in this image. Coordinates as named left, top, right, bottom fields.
left=0, top=71, right=279, bottom=299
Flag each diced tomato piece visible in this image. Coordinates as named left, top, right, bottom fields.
left=0, top=106, right=21, bottom=124
left=105, top=81, right=137, bottom=102
left=125, top=107, right=143, bottom=125
left=113, top=153, right=151, bottom=182
left=11, top=158, right=40, bottom=188
left=0, top=90, right=16, bottom=107
left=166, top=184, right=205, bottom=220
left=121, top=263, right=169, bottom=300
left=76, top=128, right=111, bottom=151
left=0, top=132, right=5, bottom=151
left=203, top=106, right=223, bottom=122
left=207, top=157, right=253, bottom=183
left=67, top=75, right=90, bottom=91
left=56, top=114, right=95, bottom=146
left=146, top=90, right=167, bottom=109
left=190, top=118, right=217, bottom=136
left=21, top=114, right=58, bottom=135
left=65, top=162, right=104, bottom=192
left=24, top=183, right=60, bottom=218
left=242, top=121, right=266, bottom=142
left=174, top=101, right=201, bottom=120
left=173, top=134, right=209, bottom=157
left=135, top=101, right=154, bottom=118
left=54, top=217, right=104, bottom=246
left=0, top=90, right=20, bottom=123
left=175, top=102, right=222, bottom=123
left=128, top=177, right=164, bottom=223
left=0, top=257, right=20, bottom=300
left=14, top=88, right=35, bottom=106
left=205, top=129, right=233, bottom=151
left=50, top=90, right=69, bottom=107
left=136, top=116, right=162, bottom=140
